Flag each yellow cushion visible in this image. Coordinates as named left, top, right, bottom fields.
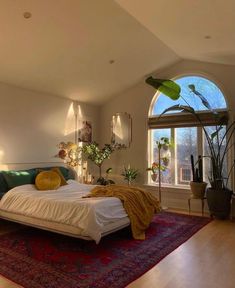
left=51, top=167, right=68, bottom=186
left=35, top=171, right=61, bottom=191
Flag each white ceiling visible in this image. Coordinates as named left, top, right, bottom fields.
left=0, top=0, right=178, bottom=105
left=0, top=0, right=234, bottom=105
left=116, top=0, right=235, bottom=65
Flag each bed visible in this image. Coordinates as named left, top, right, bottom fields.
left=0, top=166, right=130, bottom=244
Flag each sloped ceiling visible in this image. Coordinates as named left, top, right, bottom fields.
left=116, top=0, right=235, bottom=66
left=0, top=0, right=179, bottom=105
left=1, top=0, right=234, bottom=105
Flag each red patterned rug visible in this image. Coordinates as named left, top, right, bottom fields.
left=0, top=212, right=211, bottom=288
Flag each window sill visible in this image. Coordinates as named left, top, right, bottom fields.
left=143, top=183, right=191, bottom=193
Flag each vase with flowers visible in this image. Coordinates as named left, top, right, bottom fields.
left=121, top=165, right=138, bottom=186
left=56, top=141, right=81, bottom=167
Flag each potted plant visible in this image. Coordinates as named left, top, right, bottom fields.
left=97, top=168, right=115, bottom=185
left=147, top=162, right=159, bottom=182
left=146, top=137, right=171, bottom=203
left=82, top=142, right=116, bottom=185
left=146, top=76, right=234, bottom=218
left=190, top=155, right=207, bottom=198
left=121, top=165, right=138, bottom=186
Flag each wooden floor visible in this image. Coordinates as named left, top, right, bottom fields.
left=0, top=213, right=235, bottom=288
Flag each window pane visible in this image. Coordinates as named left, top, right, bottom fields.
left=203, top=126, right=227, bottom=184
left=152, top=76, right=226, bottom=115
left=176, top=127, right=197, bottom=185
left=152, top=129, right=173, bottom=185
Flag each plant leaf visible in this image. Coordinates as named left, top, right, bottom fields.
left=106, top=167, right=112, bottom=174
left=160, top=104, right=195, bottom=116
left=146, top=76, right=181, bottom=100
left=188, top=84, right=214, bottom=111
left=210, top=126, right=223, bottom=140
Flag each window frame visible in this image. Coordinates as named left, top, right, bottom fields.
left=149, top=126, right=224, bottom=187
left=147, top=75, right=230, bottom=188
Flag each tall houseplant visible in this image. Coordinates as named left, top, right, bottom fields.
left=147, top=137, right=171, bottom=203
left=146, top=76, right=234, bottom=218
left=82, top=142, right=116, bottom=185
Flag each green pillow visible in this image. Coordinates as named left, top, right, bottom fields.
left=52, top=167, right=70, bottom=180
left=36, top=166, right=74, bottom=180
left=57, top=166, right=71, bottom=180
left=2, top=170, right=37, bottom=189
left=0, top=172, right=9, bottom=194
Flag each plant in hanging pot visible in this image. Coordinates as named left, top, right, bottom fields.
left=146, top=162, right=159, bottom=182
left=146, top=138, right=171, bottom=180
left=190, top=155, right=207, bottom=199
left=146, top=137, right=171, bottom=203
left=146, top=76, right=234, bottom=219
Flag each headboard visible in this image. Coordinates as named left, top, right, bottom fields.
left=0, top=162, right=77, bottom=198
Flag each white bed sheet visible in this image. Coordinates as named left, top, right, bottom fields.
left=0, top=180, right=128, bottom=243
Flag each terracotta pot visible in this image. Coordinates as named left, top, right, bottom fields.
left=151, top=173, right=158, bottom=182
left=190, top=181, right=207, bottom=198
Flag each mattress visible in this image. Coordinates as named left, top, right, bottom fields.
left=0, top=180, right=129, bottom=243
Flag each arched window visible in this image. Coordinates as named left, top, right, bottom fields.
left=148, top=75, right=228, bottom=186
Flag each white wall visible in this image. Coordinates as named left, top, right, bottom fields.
left=100, top=59, right=235, bottom=212
left=1, top=59, right=234, bottom=213
left=0, top=82, right=100, bottom=167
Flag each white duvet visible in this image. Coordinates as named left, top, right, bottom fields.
left=0, top=180, right=128, bottom=243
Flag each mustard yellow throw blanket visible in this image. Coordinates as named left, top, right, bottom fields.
left=87, top=185, right=161, bottom=240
